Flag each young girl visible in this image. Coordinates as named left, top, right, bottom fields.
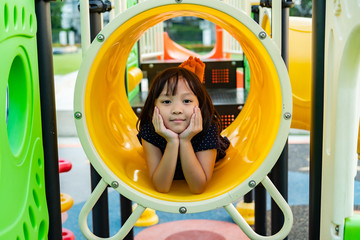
left=137, top=57, right=230, bottom=194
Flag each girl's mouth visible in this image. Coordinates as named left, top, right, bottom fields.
left=171, top=119, right=185, bottom=122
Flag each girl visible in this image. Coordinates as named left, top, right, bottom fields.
left=137, top=57, right=229, bottom=194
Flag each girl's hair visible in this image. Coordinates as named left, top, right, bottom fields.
left=137, top=67, right=222, bottom=134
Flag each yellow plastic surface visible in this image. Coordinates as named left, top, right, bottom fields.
left=261, top=13, right=271, bottom=36
left=236, top=201, right=255, bottom=225
left=288, top=17, right=312, bottom=130
left=60, top=193, right=74, bottom=213
left=132, top=204, right=159, bottom=227
left=358, top=122, right=360, bottom=160
left=84, top=5, right=283, bottom=202
left=261, top=16, right=312, bottom=130
left=127, top=67, right=143, bottom=92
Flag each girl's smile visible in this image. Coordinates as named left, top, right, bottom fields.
left=155, top=77, right=199, bottom=134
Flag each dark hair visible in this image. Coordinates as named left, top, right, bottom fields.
left=137, top=67, right=222, bottom=133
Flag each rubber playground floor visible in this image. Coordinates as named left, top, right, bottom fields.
left=55, top=72, right=360, bottom=239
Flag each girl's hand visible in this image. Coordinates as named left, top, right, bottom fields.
left=152, top=107, right=178, bottom=142
left=179, top=106, right=203, bottom=140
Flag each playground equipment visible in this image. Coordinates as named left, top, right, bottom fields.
left=75, top=0, right=293, bottom=239
left=59, top=159, right=75, bottom=240
left=0, top=0, right=358, bottom=239
left=320, top=2, right=360, bottom=239
left=163, top=25, right=230, bottom=60
left=288, top=17, right=312, bottom=131
left=260, top=11, right=312, bottom=131
left=0, top=0, right=49, bottom=239
left=138, top=0, right=243, bottom=62
left=132, top=204, right=159, bottom=227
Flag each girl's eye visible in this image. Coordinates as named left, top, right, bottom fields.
left=183, top=99, right=192, bottom=104
left=161, top=100, right=171, bottom=104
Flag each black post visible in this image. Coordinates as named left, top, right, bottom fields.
left=255, top=185, right=267, bottom=235
left=271, top=142, right=288, bottom=235
left=309, top=0, right=326, bottom=239
left=120, top=195, right=134, bottom=240
left=271, top=2, right=291, bottom=236
left=35, top=1, right=62, bottom=239
left=89, top=6, right=110, bottom=238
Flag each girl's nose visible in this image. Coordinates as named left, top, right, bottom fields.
left=172, top=109, right=182, bottom=114
left=172, top=104, right=183, bottom=114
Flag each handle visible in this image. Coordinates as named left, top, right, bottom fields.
left=224, top=176, right=293, bottom=240
left=79, top=178, right=145, bottom=240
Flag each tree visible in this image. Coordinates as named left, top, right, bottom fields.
left=290, top=0, right=312, bottom=17
left=50, top=1, right=65, bottom=30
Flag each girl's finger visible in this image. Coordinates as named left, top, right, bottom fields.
left=195, top=107, right=202, bottom=130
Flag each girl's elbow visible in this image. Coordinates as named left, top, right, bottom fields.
left=152, top=177, right=171, bottom=193
left=190, top=187, right=205, bottom=194
left=155, top=185, right=171, bottom=193
left=189, top=180, right=208, bottom=194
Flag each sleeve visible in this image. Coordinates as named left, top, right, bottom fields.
left=191, top=124, right=219, bottom=152
left=137, top=122, right=167, bottom=151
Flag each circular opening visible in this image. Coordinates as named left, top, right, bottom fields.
left=7, top=55, right=30, bottom=156
left=164, top=17, right=216, bottom=56
left=77, top=3, right=289, bottom=205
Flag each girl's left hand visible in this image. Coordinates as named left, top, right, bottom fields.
left=179, top=106, right=203, bottom=140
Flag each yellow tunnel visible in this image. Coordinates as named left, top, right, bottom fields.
left=74, top=1, right=292, bottom=211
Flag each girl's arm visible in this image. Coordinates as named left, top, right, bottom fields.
left=179, top=107, right=217, bottom=193
left=179, top=142, right=217, bottom=194
left=143, top=107, right=179, bottom=193
left=142, top=138, right=179, bottom=193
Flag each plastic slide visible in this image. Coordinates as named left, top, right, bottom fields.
left=75, top=1, right=293, bottom=239
left=288, top=17, right=312, bottom=131
left=261, top=15, right=312, bottom=131
left=163, top=25, right=227, bottom=60
left=163, top=32, right=201, bottom=60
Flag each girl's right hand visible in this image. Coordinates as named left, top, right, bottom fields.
left=152, top=107, right=178, bottom=142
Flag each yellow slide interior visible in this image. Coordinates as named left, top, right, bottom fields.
left=84, top=5, right=283, bottom=202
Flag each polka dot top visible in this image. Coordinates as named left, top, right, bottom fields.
left=137, top=122, right=230, bottom=180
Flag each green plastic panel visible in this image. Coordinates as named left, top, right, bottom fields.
left=125, top=0, right=140, bottom=101
left=0, top=0, right=49, bottom=239
left=344, top=214, right=360, bottom=240
left=126, top=43, right=140, bottom=101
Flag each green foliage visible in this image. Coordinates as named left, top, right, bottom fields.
left=290, top=0, right=312, bottom=17
left=50, top=1, right=65, bottom=30
left=167, top=24, right=203, bottom=44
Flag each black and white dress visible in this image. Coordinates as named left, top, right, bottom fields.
left=137, top=122, right=230, bottom=180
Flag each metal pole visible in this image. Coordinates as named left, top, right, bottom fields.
left=255, top=185, right=267, bottom=235
left=309, top=0, right=326, bottom=239
left=35, top=1, right=62, bottom=239
left=121, top=195, right=134, bottom=240
left=271, top=142, right=288, bottom=235
left=89, top=7, right=110, bottom=238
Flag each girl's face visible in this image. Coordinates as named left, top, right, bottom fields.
left=155, top=76, right=199, bottom=134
